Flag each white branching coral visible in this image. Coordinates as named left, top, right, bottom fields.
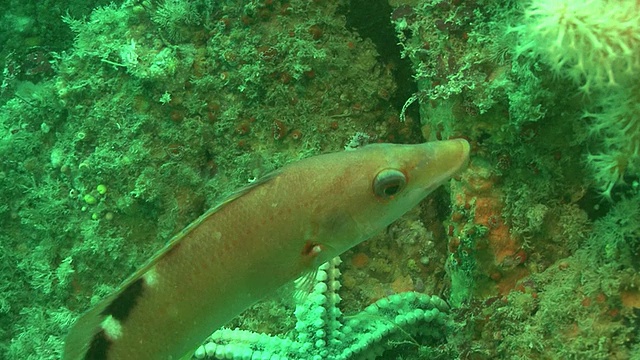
left=151, top=0, right=200, bottom=41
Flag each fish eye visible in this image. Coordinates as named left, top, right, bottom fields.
left=373, top=169, right=407, bottom=199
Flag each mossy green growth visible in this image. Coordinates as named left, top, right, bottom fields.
left=448, top=262, right=474, bottom=309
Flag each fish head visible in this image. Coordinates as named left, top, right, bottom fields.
left=303, top=138, right=470, bottom=262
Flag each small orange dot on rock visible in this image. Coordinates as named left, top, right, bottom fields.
left=391, top=275, right=414, bottom=293
left=351, top=252, right=370, bottom=269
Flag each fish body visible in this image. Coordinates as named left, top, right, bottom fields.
left=63, top=139, right=470, bottom=360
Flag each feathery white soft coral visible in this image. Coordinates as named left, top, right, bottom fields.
left=517, top=0, right=640, bottom=196
left=522, top=0, right=640, bottom=91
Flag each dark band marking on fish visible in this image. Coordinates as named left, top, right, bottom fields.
left=101, top=277, right=144, bottom=321
left=85, top=330, right=110, bottom=360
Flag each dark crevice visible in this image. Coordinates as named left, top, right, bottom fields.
left=339, top=0, right=419, bottom=122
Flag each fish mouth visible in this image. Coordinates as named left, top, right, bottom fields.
left=447, top=138, right=471, bottom=176
left=410, top=138, right=470, bottom=195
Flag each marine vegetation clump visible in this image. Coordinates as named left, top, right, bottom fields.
left=151, top=0, right=201, bottom=41
left=589, top=189, right=640, bottom=266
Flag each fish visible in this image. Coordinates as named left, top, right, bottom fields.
left=63, top=139, right=470, bottom=360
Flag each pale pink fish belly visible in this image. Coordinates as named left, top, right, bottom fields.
left=63, top=139, right=470, bottom=360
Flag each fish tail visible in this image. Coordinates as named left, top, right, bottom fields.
left=63, top=300, right=109, bottom=360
